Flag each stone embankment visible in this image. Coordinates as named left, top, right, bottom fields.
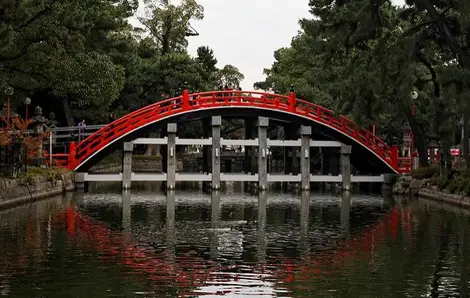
left=393, top=175, right=470, bottom=208
left=0, top=172, right=74, bottom=209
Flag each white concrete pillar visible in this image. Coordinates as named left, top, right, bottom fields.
left=257, top=117, right=269, bottom=190
left=167, top=123, right=177, bottom=190
left=300, top=126, right=311, bottom=190
left=122, top=142, right=133, bottom=190
left=341, top=144, right=352, bottom=191
left=211, top=116, right=221, bottom=190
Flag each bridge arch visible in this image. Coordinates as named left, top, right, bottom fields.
left=71, top=90, right=400, bottom=174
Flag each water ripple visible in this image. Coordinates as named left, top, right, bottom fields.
left=0, top=192, right=469, bottom=297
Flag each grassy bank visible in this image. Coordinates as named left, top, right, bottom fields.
left=18, top=167, right=69, bottom=184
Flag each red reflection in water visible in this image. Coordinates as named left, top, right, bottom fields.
left=59, top=207, right=220, bottom=295
left=0, top=203, right=415, bottom=296
left=59, top=205, right=411, bottom=289
left=276, top=206, right=407, bottom=286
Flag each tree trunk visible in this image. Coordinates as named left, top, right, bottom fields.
left=161, top=15, right=172, bottom=55
left=463, top=115, right=470, bottom=168
left=439, top=153, right=447, bottom=178
left=402, top=104, right=429, bottom=167
left=145, top=131, right=160, bottom=156
left=61, top=98, right=74, bottom=127
left=440, top=141, right=451, bottom=178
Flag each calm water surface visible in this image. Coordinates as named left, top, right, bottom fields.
left=0, top=188, right=469, bottom=297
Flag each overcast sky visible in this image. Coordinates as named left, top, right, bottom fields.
left=131, top=0, right=406, bottom=90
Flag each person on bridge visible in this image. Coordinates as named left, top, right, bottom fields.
left=78, top=120, right=86, bottom=142
left=191, top=90, right=200, bottom=104
left=217, top=86, right=224, bottom=102
left=224, top=84, right=233, bottom=101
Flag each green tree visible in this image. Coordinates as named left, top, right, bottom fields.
left=139, top=0, right=203, bottom=54
left=1, top=0, right=137, bottom=125
left=258, top=0, right=470, bottom=168
left=216, top=64, right=244, bottom=87
left=1, top=0, right=245, bottom=131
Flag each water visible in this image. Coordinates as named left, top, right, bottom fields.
left=0, top=189, right=469, bottom=297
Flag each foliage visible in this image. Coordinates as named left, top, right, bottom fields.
left=428, top=176, right=449, bottom=190
left=0, top=0, right=245, bottom=128
left=96, top=154, right=162, bottom=166
left=0, top=117, right=48, bottom=157
left=133, top=155, right=162, bottom=161
left=0, top=0, right=137, bottom=125
left=139, top=0, right=204, bottom=54
left=410, top=166, right=439, bottom=180
left=18, top=166, right=67, bottom=184
left=216, top=65, right=245, bottom=88
left=257, top=0, right=470, bottom=168
left=428, top=169, right=470, bottom=195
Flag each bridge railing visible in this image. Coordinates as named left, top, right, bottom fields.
left=73, top=95, right=185, bottom=166
left=34, top=125, right=105, bottom=167
left=43, top=152, right=69, bottom=168
left=70, top=89, right=402, bottom=172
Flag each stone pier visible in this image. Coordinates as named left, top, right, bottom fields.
left=300, top=125, right=311, bottom=191
left=341, top=144, right=352, bottom=191
left=166, top=123, right=177, bottom=190
left=257, top=117, right=269, bottom=190
left=122, top=142, right=133, bottom=190
left=211, top=116, right=221, bottom=190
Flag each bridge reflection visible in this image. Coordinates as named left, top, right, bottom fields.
left=65, top=191, right=405, bottom=294
left=0, top=191, right=411, bottom=296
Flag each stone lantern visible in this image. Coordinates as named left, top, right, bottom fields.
left=402, top=122, right=412, bottom=157
left=47, top=111, right=59, bottom=128
left=30, top=106, right=47, bottom=164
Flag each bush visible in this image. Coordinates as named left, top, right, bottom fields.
left=429, top=174, right=470, bottom=196
left=410, top=166, right=440, bottom=180
left=97, top=155, right=121, bottom=165
left=456, top=170, right=470, bottom=179
left=96, top=154, right=162, bottom=166
left=133, top=155, right=161, bottom=161
left=18, top=167, right=67, bottom=184
left=429, top=176, right=449, bottom=189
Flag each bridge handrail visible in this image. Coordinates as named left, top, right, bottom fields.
left=72, top=90, right=397, bottom=171
left=2, top=124, right=105, bottom=136
left=51, top=124, right=105, bottom=133
left=75, top=96, right=183, bottom=159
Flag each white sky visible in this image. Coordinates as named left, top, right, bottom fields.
left=131, top=0, right=406, bottom=90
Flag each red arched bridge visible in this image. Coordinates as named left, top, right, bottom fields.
left=57, top=89, right=410, bottom=173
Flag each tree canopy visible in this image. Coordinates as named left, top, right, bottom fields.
left=256, top=0, right=470, bottom=168
left=0, top=0, right=245, bottom=126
